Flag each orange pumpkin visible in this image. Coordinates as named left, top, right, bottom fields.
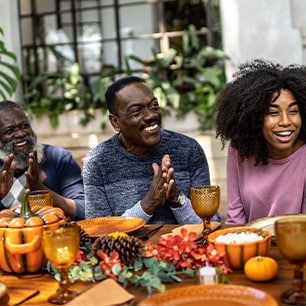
left=0, top=189, right=65, bottom=274
left=244, top=256, right=278, bottom=281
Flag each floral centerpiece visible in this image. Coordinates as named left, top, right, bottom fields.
left=47, top=228, right=232, bottom=294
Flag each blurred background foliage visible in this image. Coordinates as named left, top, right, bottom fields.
left=23, top=25, right=229, bottom=131
left=0, top=26, right=21, bottom=100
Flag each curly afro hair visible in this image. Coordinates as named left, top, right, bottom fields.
left=215, top=58, right=306, bottom=165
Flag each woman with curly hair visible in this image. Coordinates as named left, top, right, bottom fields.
left=215, top=58, right=306, bottom=224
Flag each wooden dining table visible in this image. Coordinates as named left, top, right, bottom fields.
left=0, top=224, right=296, bottom=305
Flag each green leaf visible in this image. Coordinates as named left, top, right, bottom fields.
left=158, top=49, right=177, bottom=68
left=111, top=263, right=123, bottom=275
left=183, top=268, right=196, bottom=277
left=0, top=79, right=14, bottom=97
left=0, top=26, right=21, bottom=99
left=182, top=30, right=190, bottom=54
left=188, top=24, right=199, bottom=50
left=0, top=47, right=17, bottom=62
left=0, top=60, right=20, bottom=78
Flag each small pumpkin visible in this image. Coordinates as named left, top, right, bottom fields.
left=0, top=189, right=66, bottom=274
left=244, top=256, right=278, bottom=281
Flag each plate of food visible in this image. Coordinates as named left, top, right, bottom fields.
left=77, top=216, right=145, bottom=237
left=247, top=214, right=305, bottom=236
left=138, top=284, right=277, bottom=306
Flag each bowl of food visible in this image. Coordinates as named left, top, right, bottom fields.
left=208, top=226, right=272, bottom=270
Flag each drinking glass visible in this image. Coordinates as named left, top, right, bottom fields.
left=274, top=216, right=306, bottom=305
left=190, top=185, right=220, bottom=244
left=42, top=222, right=80, bottom=304
left=27, top=190, right=53, bottom=208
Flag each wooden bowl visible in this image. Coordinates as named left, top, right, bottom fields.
left=208, top=226, right=272, bottom=270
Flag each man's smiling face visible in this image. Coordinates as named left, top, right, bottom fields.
left=109, top=81, right=162, bottom=155
left=0, top=107, right=37, bottom=170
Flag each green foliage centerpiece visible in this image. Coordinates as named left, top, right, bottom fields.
left=47, top=228, right=231, bottom=294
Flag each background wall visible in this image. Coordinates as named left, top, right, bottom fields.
left=220, top=0, right=304, bottom=79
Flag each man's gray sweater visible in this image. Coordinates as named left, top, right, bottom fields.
left=83, top=129, right=216, bottom=224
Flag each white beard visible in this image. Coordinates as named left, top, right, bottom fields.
left=0, top=141, right=45, bottom=171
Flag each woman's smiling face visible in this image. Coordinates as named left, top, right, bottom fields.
left=263, top=89, right=303, bottom=159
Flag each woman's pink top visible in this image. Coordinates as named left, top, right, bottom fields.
left=226, top=144, right=306, bottom=224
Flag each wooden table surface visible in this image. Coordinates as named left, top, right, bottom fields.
left=0, top=224, right=295, bottom=305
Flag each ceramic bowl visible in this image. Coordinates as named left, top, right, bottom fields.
left=208, top=226, right=272, bottom=270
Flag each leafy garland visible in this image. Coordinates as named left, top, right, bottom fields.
left=47, top=228, right=232, bottom=294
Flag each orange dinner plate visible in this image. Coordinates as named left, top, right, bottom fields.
left=77, top=216, right=145, bottom=237
left=138, top=284, right=278, bottom=306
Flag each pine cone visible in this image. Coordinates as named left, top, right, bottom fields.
left=91, top=235, right=114, bottom=254
left=91, top=235, right=144, bottom=264
left=79, top=227, right=91, bottom=247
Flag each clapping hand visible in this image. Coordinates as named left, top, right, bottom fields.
left=160, top=154, right=180, bottom=204
left=25, top=149, right=46, bottom=190
left=0, top=153, right=16, bottom=199
left=141, top=154, right=180, bottom=215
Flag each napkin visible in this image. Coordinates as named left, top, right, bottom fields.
left=161, top=222, right=221, bottom=240
left=67, top=279, right=135, bottom=306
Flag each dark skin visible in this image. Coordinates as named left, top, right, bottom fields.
left=109, top=82, right=182, bottom=215
left=215, top=59, right=306, bottom=165
left=0, top=107, right=77, bottom=218
left=0, top=153, right=16, bottom=198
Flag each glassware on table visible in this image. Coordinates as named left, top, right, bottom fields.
left=42, top=222, right=80, bottom=304
left=27, top=190, right=53, bottom=208
left=189, top=185, right=220, bottom=244
left=274, top=216, right=306, bottom=305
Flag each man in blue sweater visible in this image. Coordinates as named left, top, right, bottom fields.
left=83, top=76, right=220, bottom=224
left=0, top=101, right=85, bottom=220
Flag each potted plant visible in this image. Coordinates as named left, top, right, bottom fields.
left=0, top=26, right=21, bottom=100
left=125, top=24, right=229, bottom=131
left=24, top=53, right=114, bottom=129
left=23, top=24, right=228, bottom=133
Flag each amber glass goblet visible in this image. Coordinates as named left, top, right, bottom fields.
left=190, top=185, right=220, bottom=244
left=42, top=222, right=80, bottom=304
left=274, top=216, right=306, bottom=305
left=28, top=190, right=53, bottom=208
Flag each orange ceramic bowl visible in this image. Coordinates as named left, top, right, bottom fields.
left=208, top=226, right=272, bottom=270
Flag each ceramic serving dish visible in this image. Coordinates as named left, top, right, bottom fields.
left=208, top=226, right=272, bottom=270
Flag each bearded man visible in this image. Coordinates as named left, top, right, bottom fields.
left=0, top=100, right=85, bottom=220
